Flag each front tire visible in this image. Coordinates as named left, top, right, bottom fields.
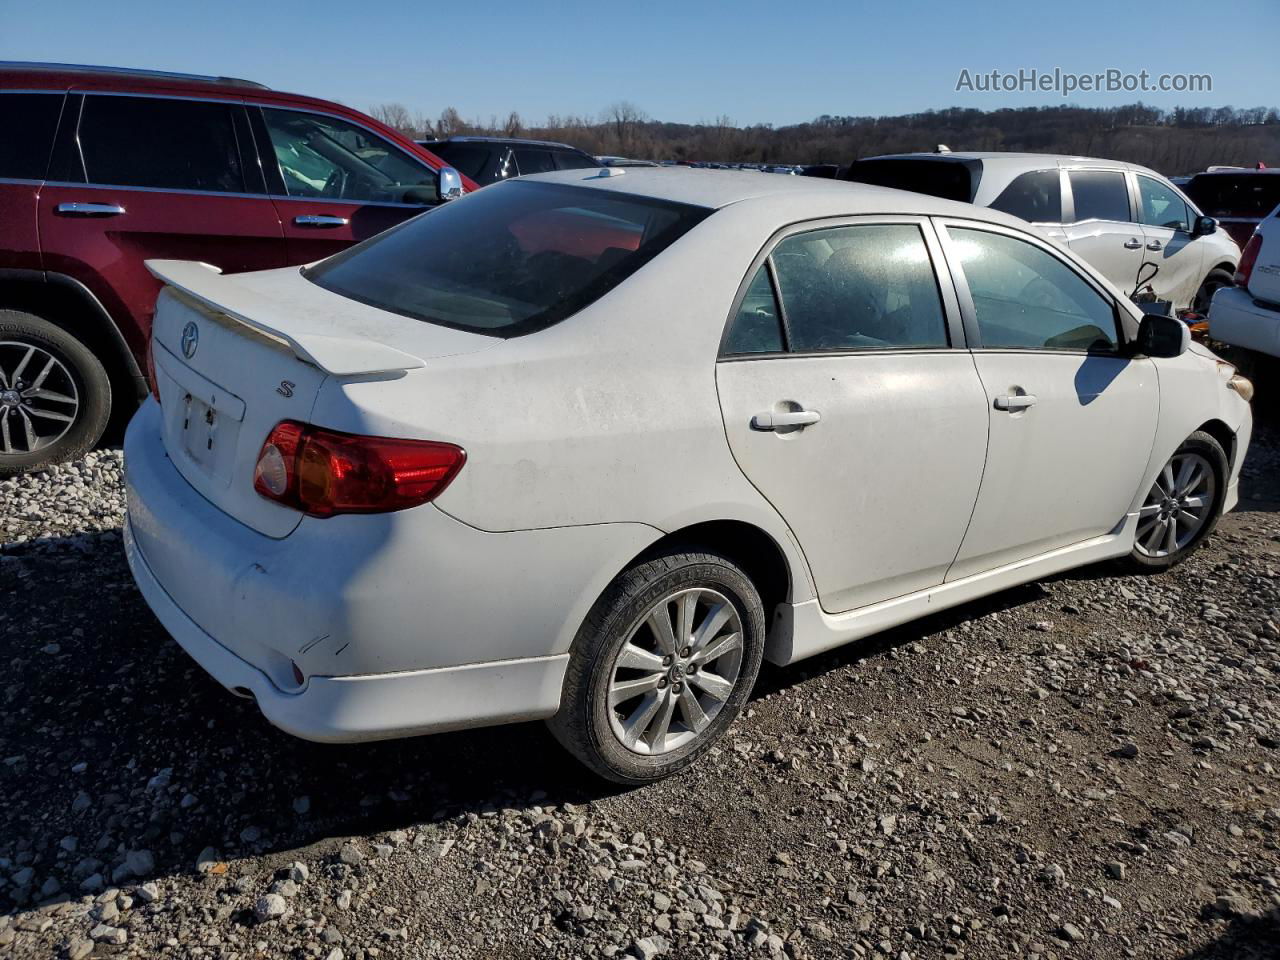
left=0, top=310, right=111, bottom=476
left=1193, top=268, right=1235, bottom=315
left=1124, top=431, right=1228, bottom=571
left=548, top=549, right=766, bottom=784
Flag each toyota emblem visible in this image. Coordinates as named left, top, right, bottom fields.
left=180, top=321, right=199, bottom=359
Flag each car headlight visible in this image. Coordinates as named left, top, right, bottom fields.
left=1227, top=374, right=1254, bottom=403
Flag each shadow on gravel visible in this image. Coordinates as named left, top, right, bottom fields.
left=0, top=529, right=624, bottom=915
left=1179, top=906, right=1280, bottom=960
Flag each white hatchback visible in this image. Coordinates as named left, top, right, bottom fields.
left=123, top=168, right=1253, bottom=783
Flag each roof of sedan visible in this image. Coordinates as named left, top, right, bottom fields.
left=516, top=166, right=1027, bottom=225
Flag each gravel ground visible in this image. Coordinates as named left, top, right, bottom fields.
left=1, top=413, right=1278, bottom=960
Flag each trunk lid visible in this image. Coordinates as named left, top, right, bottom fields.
left=146, top=260, right=498, bottom=537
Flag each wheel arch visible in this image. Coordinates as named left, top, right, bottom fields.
left=1195, top=417, right=1236, bottom=472
left=0, top=270, right=145, bottom=412
left=629, top=519, right=794, bottom=629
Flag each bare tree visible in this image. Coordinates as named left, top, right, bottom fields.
left=602, top=101, right=648, bottom=154
left=436, top=107, right=466, bottom=138
left=368, top=102, right=416, bottom=136
left=504, top=111, right=523, bottom=138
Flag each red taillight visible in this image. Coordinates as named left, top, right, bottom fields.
left=253, top=421, right=465, bottom=517
left=1235, top=232, right=1263, bottom=287
left=144, top=328, right=161, bottom=405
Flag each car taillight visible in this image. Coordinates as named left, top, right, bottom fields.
left=1235, top=232, right=1263, bottom=287
left=144, top=328, right=161, bottom=404
left=253, top=421, right=465, bottom=517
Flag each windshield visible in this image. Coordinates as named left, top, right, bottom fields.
left=305, top=181, right=711, bottom=337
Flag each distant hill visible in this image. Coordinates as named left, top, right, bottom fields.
left=375, top=102, right=1280, bottom=176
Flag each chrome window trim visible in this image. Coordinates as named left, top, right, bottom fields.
left=29, top=180, right=432, bottom=210
left=78, top=89, right=246, bottom=107
left=0, top=177, right=46, bottom=187
left=0, top=89, right=68, bottom=96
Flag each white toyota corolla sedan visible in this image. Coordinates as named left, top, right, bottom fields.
left=124, top=167, right=1253, bottom=783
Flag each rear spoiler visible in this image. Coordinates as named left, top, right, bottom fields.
left=144, top=260, right=425, bottom=376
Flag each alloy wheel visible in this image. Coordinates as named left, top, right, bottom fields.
left=0, top=341, right=80, bottom=455
left=1134, top=452, right=1216, bottom=558
left=606, top=587, right=745, bottom=756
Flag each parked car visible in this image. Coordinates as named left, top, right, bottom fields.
left=0, top=61, right=468, bottom=475
left=419, top=136, right=601, bottom=186
left=1209, top=202, right=1280, bottom=379
left=1181, top=166, right=1280, bottom=247
left=598, top=156, right=660, bottom=168
left=798, top=164, right=842, bottom=179
left=843, top=152, right=1240, bottom=315
left=124, top=168, right=1251, bottom=784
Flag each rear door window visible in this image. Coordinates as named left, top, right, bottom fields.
left=306, top=181, right=710, bottom=336
left=1068, top=170, right=1131, bottom=223
left=770, top=224, right=949, bottom=352
left=552, top=150, right=599, bottom=171
left=989, top=171, right=1062, bottom=223
left=0, top=92, right=63, bottom=180
left=77, top=95, right=248, bottom=193
left=512, top=148, right=557, bottom=176
left=722, top=264, right=784, bottom=355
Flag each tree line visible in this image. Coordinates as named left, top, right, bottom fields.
left=368, top=101, right=1280, bottom=176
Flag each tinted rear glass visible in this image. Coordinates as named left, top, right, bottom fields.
left=0, top=93, right=63, bottom=180
left=989, top=171, right=1062, bottom=222
left=1184, top=174, right=1280, bottom=218
left=842, top=158, right=977, bottom=203
left=306, top=181, right=711, bottom=337
left=1069, top=170, right=1130, bottom=223
left=553, top=150, right=600, bottom=171
left=77, top=95, right=247, bottom=193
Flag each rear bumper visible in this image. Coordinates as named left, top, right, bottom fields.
left=1210, top=286, right=1280, bottom=360
left=122, top=400, right=658, bottom=742
left=124, top=517, right=567, bottom=742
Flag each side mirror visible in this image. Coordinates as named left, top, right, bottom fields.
left=1192, top=215, right=1218, bottom=237
left=437, top=166, right=463, bottom=202
left=1133, top=313, right=1190, bottom=358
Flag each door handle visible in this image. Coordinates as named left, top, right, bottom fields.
left=751, top=408, right=821, bottom=431
left=294, top=214, right=349, bottom=228
left=55, top=202, right=125, bottom=217
left=1146, top=240, right=1163, bottom=251
left=994, top=394, right=1038, bottom=412
left=1123, top=238, right=1142, bottom=249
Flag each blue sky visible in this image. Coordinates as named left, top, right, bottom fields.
left=4, top=0, right=1278, bottom=126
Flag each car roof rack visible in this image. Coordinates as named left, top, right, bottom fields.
left=0, top=61, right=269, bottom=90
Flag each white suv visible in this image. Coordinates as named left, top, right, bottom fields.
left=1209, top=202, right=1280, bottom=366
left=845, top=152, right=1241, bottom=313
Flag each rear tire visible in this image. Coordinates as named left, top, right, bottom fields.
left=0, top=310, right=111, bottom=477
left=1123, top=431, right=1228, bottom=572
left=548, top=549, right=766, bottom=784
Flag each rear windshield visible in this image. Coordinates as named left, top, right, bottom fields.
left=842, top=158, right=979, bottom=203
left=1184, top=174, right=1280, bottom=218
left=305, top=181, right=711, bottom=337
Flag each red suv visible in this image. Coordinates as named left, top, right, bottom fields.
left=0, top=62, right=473, bottom=474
